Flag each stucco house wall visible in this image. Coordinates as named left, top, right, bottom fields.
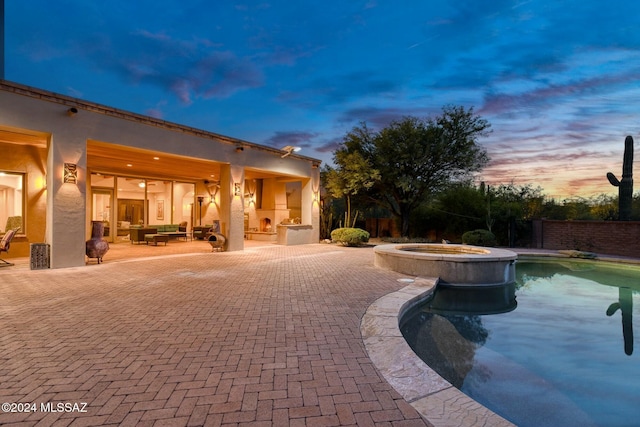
left=0, top=81, right=321, bottom=268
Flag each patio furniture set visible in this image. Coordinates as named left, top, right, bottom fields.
left=129, top=223, right=189, bottom=245
left=1, top=220, right=227, bottom=268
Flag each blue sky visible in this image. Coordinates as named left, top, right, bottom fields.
left=5, top=1, right=640, bottom=197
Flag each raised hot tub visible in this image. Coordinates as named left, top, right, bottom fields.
left=374, top=243, right=517, bottom=286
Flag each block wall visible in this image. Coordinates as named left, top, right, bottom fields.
left=533, top=220, right=640, bottom=257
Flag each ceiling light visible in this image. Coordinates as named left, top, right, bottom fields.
left=138, top=181, right=146, bottom=188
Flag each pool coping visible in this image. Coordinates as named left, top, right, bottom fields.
left=363, top=250, right=640, bottom=427
left=360, top=276, right=516, bottom=427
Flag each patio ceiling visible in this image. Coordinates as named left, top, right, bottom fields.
left=87, top=140, right=222, bottom=182
left=0, top=127, right=49, bottom=147
left=0, top=127, right=302, bottom=183
left=87, top=140, right=297, bottom=183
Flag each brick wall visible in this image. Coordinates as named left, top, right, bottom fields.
left=532, top=220, right=640, bottom=257
left=365, top=218, right=399, bottom=238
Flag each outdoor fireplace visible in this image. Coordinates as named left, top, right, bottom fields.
left=260, top=218, right=272, bottom=232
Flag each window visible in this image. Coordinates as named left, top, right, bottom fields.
left=0, top=172, right=24, bottom=235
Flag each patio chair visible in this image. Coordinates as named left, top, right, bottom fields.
left=0, top=228, right=18, bottom=267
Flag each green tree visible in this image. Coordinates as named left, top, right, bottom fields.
left=322, top=149, right=379, bottom=228
left=336, top=106, right=490, bottom=236
left=589, top=193, right=617, bottom=220
left=560, top=197, right=595, bottom=220
left=429, top=182, right=485, bottom=237
left=485, top=183, right=544, bottom=246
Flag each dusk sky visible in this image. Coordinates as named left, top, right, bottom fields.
left=5, top=1, right=640, bottom=198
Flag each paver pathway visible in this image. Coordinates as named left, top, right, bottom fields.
left=0, top=243, right=431, bottom=426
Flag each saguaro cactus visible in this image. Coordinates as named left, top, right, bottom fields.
left=607, top=136, right=634, bottom=221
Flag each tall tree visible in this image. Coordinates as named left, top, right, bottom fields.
left=322, top=147, right=380, bottom=228
left=335, top=106, right=490, bottom=236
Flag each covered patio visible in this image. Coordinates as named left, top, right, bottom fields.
left=2, top=238, right=277, bottom=271
left=0, top=81, right=321, bottom=268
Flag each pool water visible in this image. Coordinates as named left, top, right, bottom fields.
left=400, top=259, right=640, bottom=427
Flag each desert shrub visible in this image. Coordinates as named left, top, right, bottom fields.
left=462, top=229, right=497, bottom=247
left=331, top=227, right=370, bottom=246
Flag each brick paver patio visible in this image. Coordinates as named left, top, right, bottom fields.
left=0, top=242, right=431, bottom=426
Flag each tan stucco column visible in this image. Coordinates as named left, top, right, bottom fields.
left=46, top=133, right=87, bottom=268
left=219, top=164, right=245, bottom=251
left=301, top=169, right=320, bottom=243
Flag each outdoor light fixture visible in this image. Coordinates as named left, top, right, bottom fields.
left=67, top=107, right=78, bottom=117
left=235, top=144, right=244, bottom=152
left=207, top=182, right=219, bottom=203
left=234, top=182, right=242, bottom=196
left=281, top=145, right=301, bottom=158
left=138, top=181, right=146, bottom=188
left=63, top=163, right=78, bottom=184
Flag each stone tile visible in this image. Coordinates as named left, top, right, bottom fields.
left=362, top=336, right=451, bottom=402
left=360, top=313, right=403, bottom=339
left=411, top=387, right=515, bottom=427
left=0, top=243, right=436, bottom=426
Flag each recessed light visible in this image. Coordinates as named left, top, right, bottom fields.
left=126, top=164, right=133, bottom=167
left=153, top=157, right=160, bottom=160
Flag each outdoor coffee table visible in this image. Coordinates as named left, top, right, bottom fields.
left=158, top=231, right=189, bottom=241
left=145, top=234, right=169, bottom=246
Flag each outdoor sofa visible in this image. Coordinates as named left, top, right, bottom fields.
left=130, top=224, right=188, bottom=244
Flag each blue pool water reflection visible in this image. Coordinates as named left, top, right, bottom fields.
left=400, top=259, right=640, bottom=427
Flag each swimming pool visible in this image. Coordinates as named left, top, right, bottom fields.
left=400, top=258, right=640, bottom=427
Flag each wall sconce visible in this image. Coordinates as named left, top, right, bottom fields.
left=208, top=184, right=219, bottom=205
left=234, top=182, right=242, bottom=196
left=314, top=191, right=320, bottom=203
left=63, top=163, right=78, bottom=184
left=67, top=107, right=78, bottom=117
